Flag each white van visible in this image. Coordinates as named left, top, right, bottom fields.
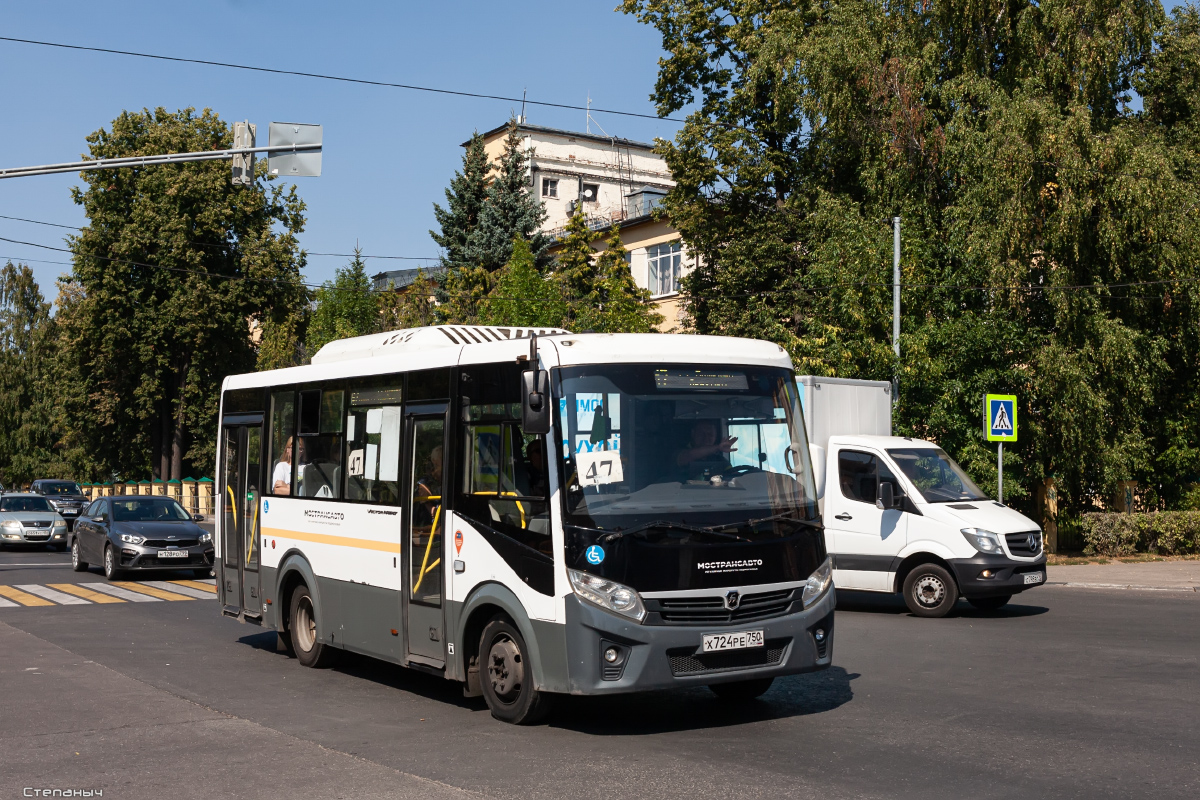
left=799, top=376, right=1047, bottom=617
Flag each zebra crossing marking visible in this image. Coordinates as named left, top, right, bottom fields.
left=15, top=584, right=91, bottom=605
left=0, top=579, right=219, bottom=607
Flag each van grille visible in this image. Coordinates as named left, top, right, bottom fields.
left=648, top=588, right=796, bottom=625
left=666, top=638, right=790, bottom=676
left=1005, top=531, right=1043, bottom=557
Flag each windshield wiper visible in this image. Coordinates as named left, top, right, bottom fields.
left=704, top=509, right=807, bottom=533
left=598, top=520, right=752, bottom=544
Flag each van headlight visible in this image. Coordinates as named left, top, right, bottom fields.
left=961, top=528, right=1004, bottom=554
left=801, top=555, right=834, bottom=607
left=568, top=569, right=646, bottom=622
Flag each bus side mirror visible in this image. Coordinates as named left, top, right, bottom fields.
left=522, top=369, right=551, bottom=435
left=876, top=481, right=895, bottom=510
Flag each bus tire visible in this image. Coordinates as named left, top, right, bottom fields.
left=289, top=584, right=337, bottom=668
left=709, top=677, right=774, bottom=700
left=902, top=563, right=959, bottom=617
left=479, top=617, right=553, bottom=725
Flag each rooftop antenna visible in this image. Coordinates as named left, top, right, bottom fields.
left=520, top=88, right=527, bottom=124
left=586, top=93, right=591, bottom=134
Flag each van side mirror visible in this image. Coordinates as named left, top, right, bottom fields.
left=876, top=481, right=895, bottom=510
left=522, top=369, right=551, bottom=435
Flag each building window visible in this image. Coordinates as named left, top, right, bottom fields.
left=541, top=178, right=558, bottom=198
left=580, top=183, right=600, bottom=203
left=647, top=241, right=682, bottom=296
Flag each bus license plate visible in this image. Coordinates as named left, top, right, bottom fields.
left=702, top=630, right=764, bottom=652
left=1024, top=572, right=1043, bottom=584
left=158, top=550, right=187, bottom=558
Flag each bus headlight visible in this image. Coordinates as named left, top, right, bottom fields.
left=568, top=569, right=646, bottom=623
left=801, top=556, right=834, bottom=607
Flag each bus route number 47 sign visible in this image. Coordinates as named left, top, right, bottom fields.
left=985, top=394, right=1017, bottom=443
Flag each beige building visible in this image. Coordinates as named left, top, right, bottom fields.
left=476, top=121, right=695, bottom=331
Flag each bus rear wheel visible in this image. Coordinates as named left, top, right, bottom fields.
left=289, top=585, right=337, bottom=668
left=479, top=617, right=553, bottom=725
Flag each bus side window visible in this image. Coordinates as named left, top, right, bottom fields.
left=298, top=388, right=345, bottom=499
left=268, top=391, right=296, bottom=497
left=344, top=382, right=404, bottom=504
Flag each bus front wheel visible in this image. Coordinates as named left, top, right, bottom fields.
left=478, top=617, right=553, bottom=725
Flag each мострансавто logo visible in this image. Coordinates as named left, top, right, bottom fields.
left=696, top=558, right=763, bottom=574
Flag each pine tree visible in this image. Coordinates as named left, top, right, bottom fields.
left=593, top=228, right=662, bottom=333
left=478, top=238, right=567, bottom=328
left=306, top=249, right=380, bottom=355
left=467, top=119, right=549, bottom=272
left=430, top=132, right=489, bottom=268
left=551, top=209, right=599, bottom=327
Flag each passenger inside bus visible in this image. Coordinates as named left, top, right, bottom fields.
left=272, top=437, right=306, bottom=496
left=675, top=419, right=738, bottom=480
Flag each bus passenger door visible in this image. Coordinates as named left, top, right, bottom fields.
left=403, top=408, right=447, bottom=666
left=219, top=422, right=264, bottom=618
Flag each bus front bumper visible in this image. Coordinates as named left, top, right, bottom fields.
left=561, top=589, right=835, bottom=694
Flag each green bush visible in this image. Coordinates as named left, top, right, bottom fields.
left=1081, top=511, right=1200, bottom=556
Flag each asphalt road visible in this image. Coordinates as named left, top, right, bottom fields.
left=1, top=544, right=1197, bottom=800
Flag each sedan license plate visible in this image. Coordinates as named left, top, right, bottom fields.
left=1023, top=572, right=1043, bottom=585
left=158, top=550, right=188, bottom=558
left=61, top=509, right=78, bottom=516
left=702, top=630, right=764, bottom=653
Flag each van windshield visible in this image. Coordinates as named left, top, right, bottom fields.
left=887, top=447, right=987, bottom=503
left=554, top=364, right=819, bottom=535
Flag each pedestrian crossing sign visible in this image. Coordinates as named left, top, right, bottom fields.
left=985, top=394, right=1017, bottom=442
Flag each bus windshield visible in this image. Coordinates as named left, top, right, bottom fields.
left=554, top=364, right=819, bottom=535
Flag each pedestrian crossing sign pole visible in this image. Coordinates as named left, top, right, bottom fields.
left=985, top=394, right=1017, bottom=502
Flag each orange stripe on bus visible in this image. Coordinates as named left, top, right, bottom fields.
left=260, top=527, right=402, bottom=553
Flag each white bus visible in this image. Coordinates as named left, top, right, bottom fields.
left=215, top=325, right=834, bottom=723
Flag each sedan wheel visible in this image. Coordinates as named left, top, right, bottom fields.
left=71, top=539, right=88, bottom=572
left=103, top=544, right=123, bottom=581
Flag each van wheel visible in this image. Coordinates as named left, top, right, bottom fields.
left=968, top=595, right=1012, bottom=611
left=289, top=585, right=337, bottom=668
left=709, top=677, right=775, bottom=700
left=902, top=563, right=959, bottom=617
left=479, top=617, right=554, bottom=725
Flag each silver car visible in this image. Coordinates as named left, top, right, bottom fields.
left=0, top=493, right=69, bottom=550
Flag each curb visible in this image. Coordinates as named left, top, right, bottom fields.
left=1045, top=581, right=1199, bottom=593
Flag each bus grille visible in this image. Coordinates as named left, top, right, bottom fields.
left=648, top=588, right=795, bottom=625
left=666, top=638, right=790, bottom=676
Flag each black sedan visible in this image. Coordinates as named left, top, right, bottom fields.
left=71, top=495, right=214, bottom=580
left=31, top=479, right=90, bottom=530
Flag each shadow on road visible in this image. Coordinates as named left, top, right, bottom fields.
left=836, top=589, right=1049, bottom=618
left=555, top=667, right=858, bottom=735
left=236, top=630, right=858, bottom=730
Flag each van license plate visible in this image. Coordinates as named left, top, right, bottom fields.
left=702, top=631, right=764, bottom=652
left=1023, top=572, right=1043, bottom=584
left=158, top=550, right=187, bottom=558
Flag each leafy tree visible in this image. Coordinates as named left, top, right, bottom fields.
left=58, top=107, right=308, bottom=480
left=0, top=262, right=65, bottom=486
left=306, top=249, right=379, bottom=355
left=478, top=238, right=567, bottom=327
left=623, top=0, right=1200, bottom=518
left=257, top=307, right=309, bottom=370
left=465, top=119, right=550, bottom=272
left=430, top=132, right=489, bottom=269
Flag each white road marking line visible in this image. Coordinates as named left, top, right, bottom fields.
left=14, top=584, right=91, bottom=605
left=141, top=580, right=215, bottom=600
left=0, top=596, right=17, bottom=608
left=81, top=582, right=163, bottom=602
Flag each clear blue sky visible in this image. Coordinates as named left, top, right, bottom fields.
left=1, top=1, right=1188, bottom=302
left=0, top=0, right=678, bottom=300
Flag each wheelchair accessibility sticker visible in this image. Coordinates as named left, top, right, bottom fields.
left=585, top=545, right=605, bottom=565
